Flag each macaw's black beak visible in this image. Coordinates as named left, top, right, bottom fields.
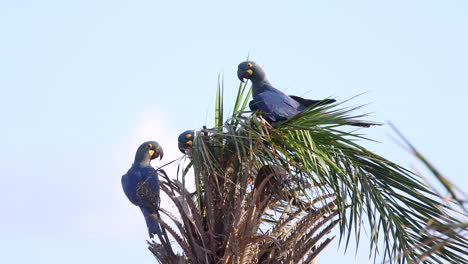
left=178, top=142, right=186, bottom=154
left=237, top=69, right=247, bottom=82
left=154, top=145, right=164, bottom=160
left=178, top=140, right=193, bottom=154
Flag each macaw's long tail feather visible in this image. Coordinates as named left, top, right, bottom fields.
left=140, top=207, right=161, bottom=238
left=289, top=95, right=336, bottom=107
left=348, top=121, right=383, bottom=127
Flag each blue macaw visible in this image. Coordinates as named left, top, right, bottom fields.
left=237, top=61, right=376, bottom=127
left=121, top=141, right=164, bottom=238
left=178, top=130, right=195, bottom=154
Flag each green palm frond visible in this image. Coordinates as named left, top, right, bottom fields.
left=388, top=123, right=468, bottom=263
left=215, top=74, right=224, bottom=129
left=390, top=122, right=467, bottom=212
left=149, top=78, right=467, bottom=264
left=232, top=79, right=252, bottom=114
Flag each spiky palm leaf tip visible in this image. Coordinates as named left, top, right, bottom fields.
left=149, top=76, right=467, bottom=264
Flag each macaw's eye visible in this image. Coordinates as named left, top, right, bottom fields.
left=247, top=62, right=253, bottom=67
left=185, top=134, right=192, bottom=139
left=146, top=144, right=153, bottom=149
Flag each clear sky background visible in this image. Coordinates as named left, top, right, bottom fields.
left=1, top=1, right=467, bottom=263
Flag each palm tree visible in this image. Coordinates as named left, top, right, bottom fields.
left=148, top=79, right=467, bottom=264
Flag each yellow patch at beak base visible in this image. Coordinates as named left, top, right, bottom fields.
left=246, top=69, right=253, bottom=76
left=186, top=140, right=193, bottom=146
left=148, top=150, right=155, bottom=156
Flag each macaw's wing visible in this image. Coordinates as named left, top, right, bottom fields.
left=122, top=167, right=141, bottom=205
left=254, top=91, right=301, bottom=122
left=289, top=95, right=336, bottom=108
left=249, top=100, right=259, bottom=112
left=136, top=168, right=160, bottom=209
left=122, top=166, right=160, bottom=208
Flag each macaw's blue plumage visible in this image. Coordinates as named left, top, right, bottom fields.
left=237, top=61, right=336, bottom=124
left=178, top=130, right=195, bottom=154
left=238, top=61, right=376, bottom=127
left=121, top=141, right=164, bottom=238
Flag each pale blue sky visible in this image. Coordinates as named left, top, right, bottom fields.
left=1, top=1, right=467, bottom=263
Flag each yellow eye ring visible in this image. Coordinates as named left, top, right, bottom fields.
left=146, top=144, right=153, bottom=149
left=247, top=62, right=253, bottom=67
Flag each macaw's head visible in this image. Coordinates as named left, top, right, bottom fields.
left=178, top=130, right=195, bottom=154
left=237, top=61, right=267, bottom=83
left=135, top=141, right=164, bottom=164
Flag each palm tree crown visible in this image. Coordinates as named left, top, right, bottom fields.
left=148, top=79, right=467, bottom=264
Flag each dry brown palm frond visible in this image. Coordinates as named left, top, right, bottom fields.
left=145, top=78, right=467, bottom=264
